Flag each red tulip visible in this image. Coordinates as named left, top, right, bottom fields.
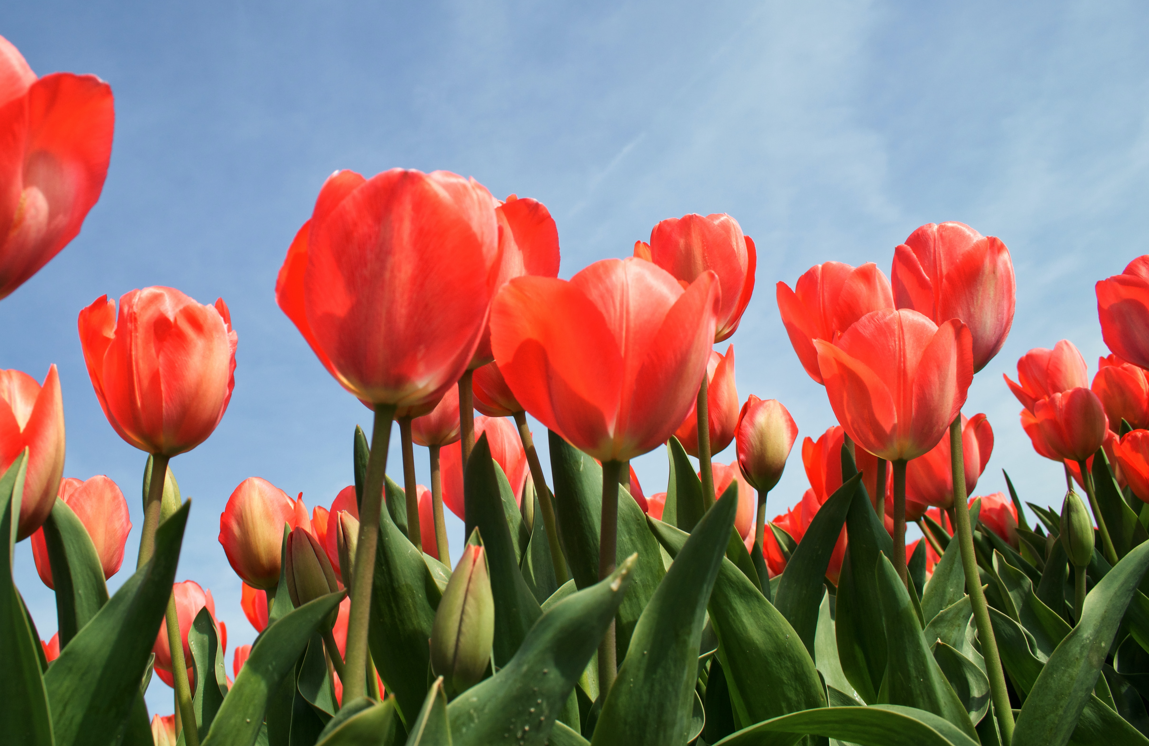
left=151, top=714, right=176, bottom=746
left=1097, top=256, right=1149, bottom=370
left=0, top=35, right=114, bottom=300
left=903, top=413, right=993, bottom=518
left=735, top=396, right=798, bottom=493
left=974, top=492, right=1018, bottom=548
left=801, top=424, right=889, bottom=510
left=0, top=365, right=64, bottom=539
left=1032, top=388, right=1108, bottom=463
left=78, top=287, right=237, bottom=456
left=905, top=538, right=940, bottom=575
left=410, top=386, right=461, bottom=447
left=491, top=257, right=720, bottom=462
left=275, top=169, right=501, bottom=410
left=41, top=632, right=59, bottom=662
left=1004, top=340, right=1088, bottom=413
left=240, top=582, right=269, bottom=632
left=1114, top=430, right=1149, bottom=503
left=441, top=415, right=528, bottom=519
left=1063, top=430, right=1122, bottom=491
left=323, top=486, right=358, bottom=580
left=417, top=484, right=437, bottom=559
left=30, top=475, right=131, bottom=587
left=627, top=464, right=649, bottom=513
left=311, top=505, right=330, bottom=553
left=706, top=462, right=756, bottom=539
left=645, top=492, right=667, bottom=521
left=232, top=644, right=251, bottom=679
left=218, top=477, right=312, bottom=590
left=815, top=309, right=974, bottom=462
left=673, top=345, right=738, bottom=458
left=330, top=596, right=384, bottom=704
left=472, top=362, right=522, bottom=417
left=776, top=262, right=894, bottom=385
left=1092, top=355, right=1149, bottom=432
left=774, top=489, right=848, bottom=584
left=744, top=518, right=788, bottom=578
left=153, top=581, right=226, bottom=688
left=635, top=213, right=755, bottom=342
left=891, top=222, right=1015, bottom=372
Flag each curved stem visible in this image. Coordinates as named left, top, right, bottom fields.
left=459, top=371, right=475, bottom=473
left=892, top=459, right=908, bottom=586
left=1077, top=459, right=1118, bottom=566
left=343, top=404, right=396, bottom=704
left=164, top=594, right=199, bottom=746
left=321, top=627, right=347, bottom=682
left=137, top=453, right=170, bottom=570
left=875, top=458, right=888, bottom=524
left=598, top=460, right=623, bottom=695
left=1073, top=565, right=1086, bottom=625
left=513, top=411, right=569, bottom=585
left=917, top=519, right=944, bottom=558
left=398, top=418, right=421, bottom=550
left=429, top=445, right=450, bottom=566
left=697, top=376, right=715, bottom=510
left=950, top=415, right=1015, bottom=745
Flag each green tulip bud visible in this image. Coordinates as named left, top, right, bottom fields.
left=430, top=535, right=494, bottom=698
left=285, top=528, right=339, bottom=624
left=336, top=512, right=359, bottom=588
left=1060, top=490, right=1095, bottom=568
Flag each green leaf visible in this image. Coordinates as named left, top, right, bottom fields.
left=385, top=474, right=409, bottom=543
left=909, top=539, right=928, bottom=599
left=1003, top=470, right=1031, bottom=533
left=705, top=656, right=737, bottom=742
left=268, top=527, right=294, bottom=627
left=41, top=498, right=109, bottom=647
left=1014, top=541, right=1149, bottom=746
left=313, top=696, right=399, bottom=746
left=447, top=555, right=636, bottom=745
left=354, top=425, right=369, bottom=512
left=1035, top=539, right=1070, bottom=621
left=202, top=591, right=344, bottom=746
left=817, top=591, right=862, bottom=705
left=549, top=722, right=591, bottom=746
left=591, top=489, right=738, bottom=745
left=922, top=514, right=952, bottom=553
left=0, top=454, right=52, bottom=745
left=711, top=704, right=981, bottom=746
left=992, top=551, right=1070, bottom=659
left=297, top=633, right=338, bottom=718
left=521, top=491, right=559, bottom=604
left=44, top=501, right=190, bottom=746
left=921, top=534, right=966, bottom=624
left=650, top=516, right=825, bottom=727
left=774, top=473, right=860, bottom=656
left=464, top=434, right=542, bottom=666
left=724, top=513, right=762, bottom=592
left=932, top=642, right=989, bottom=724
left=1093, top=448, right=1148, bottom=558
left=407, top=678, right=452, bottom=745
left=189, top=607, right=229, bottom=735
left=666, top=435, right=704, bottom=532
left=923, top=598, right=980, bottom=671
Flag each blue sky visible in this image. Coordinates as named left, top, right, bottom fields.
left=5, top=1, right=1148, bottom=715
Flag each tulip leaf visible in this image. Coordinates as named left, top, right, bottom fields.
left=189, top=607, right=230, bottom=735
left=591, top=488, right=737, bottom=746
left=932, top=642, right=989, bottom=724
left=407, top=678, right=452, bottom=745
left=521, top=490, right=559, bottom=604
left=41, top=497, right=109, bottom=647
left=447, top=555, right=637, bottom=745
left=724, top=508, right=762, bottom=591
left=816, top=591, right=863, bottom=707
left=909, top=539, right=928, bottom=598
left=1093, top=448, right=1149, bottom=558
left=923, top=598, right=980, bottom=670
left=666, top=436, right=705, bottom=532
left=650, top=516, right=825, bottom=728
left=464, top=434, right=542, bottom=666
left=0, top=454, right=53, bottom=746
left=993, top=551, right=1070, bottom=659
left=921, top=534, right=966, bottom=623
left=202, top=591, right=345, bottom=746
left=550, top=722, right=591, bottom=746
left=44, top=501, right=189, bottom=746
left=297, top=632, right=338, bottom=718
left=711, top=704, right=981, bottom=746
left=1014, top=541, right=1149, bottom=746
left=313, top=696, right=400, bottom=746
left=384, top=474, right=410, bottom=544
left=775, top=473, right=859, bottom=657
left=548, top=431, right=667, bottom=661
left=1036, top=539, right=1071, bottom=621
left=705, top=656, right=737, bottom=742
left=354, top=424, right=369, bottom=512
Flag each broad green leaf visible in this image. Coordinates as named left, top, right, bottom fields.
left=817, top=592, right=862, bottom=704
left=521, top=490, right=559, bottom=604
left=297, top=632, right=337, bottom=718
left=549, top=722, right=590, bottom=746
left=932, top=642, right=989, bottom=723
left=923, top=598, right=980, bottom=670
left=407, top=678, right=451, bottom=745
left=712, top=704, right=981, bottom=746
left=1103, top=664, right=1149, bottom=736
left=41, top=498, right=108, bottom=647
left=909, top=539, right=928, bottom=599
left=922, top=514, right=952, bottom=552
left=189, top=607, right=230, bottom=735
left=542, top=579, right=578, bottom=612
left=385, top=474, right=409, bottom=544
left=44, top=501, right=190, bottom=746
left=1003, top=470, right=1030, bottom=532
left=921, top=533, right=965, bottom=623
left=1035, top=540, right=1070, bottom=621
left=769, top=523, right=798, bottom=565
left=314, top=696, right=399, bottom=746
left=203, top=592, right=344, bottom=746
left=984, top=528, right=1041, bottom=587
left=993, top=552, right=1069, bottom=659
left=705, top=656, right=738, bottom=742
left=1093, top=448, right=1148, bottom=558
left=448, top=555, right=636, bottom=745
left=1028, top=503, right=1060, bottom=536
left=725, top=513, right=762, bottom=592
left=591, top=489, right=738, bottom=746
left=0, top=454, right=52, bottom=745
left=666, top=435, right=704, bottom=532
left=268, top=527, right=294, bottom=626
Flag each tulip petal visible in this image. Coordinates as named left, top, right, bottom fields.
left=814, top=339, right=897, bottom=460
left=908, top=320, right=972, bottom=461
left=938, top=237, right=1015, bottom=371
left=776, top=281, right=823, bottom=383
left=16, top=365, right=65, bottom=539
left=1098, top=275, right=1149, bottom=370
left=0, top=36, right=34, bottom=106
left=275, top=221, right=342, bottom=381
left=834, top=262, right=894, bottom=335
left=891, top=243, right=934, bottom=317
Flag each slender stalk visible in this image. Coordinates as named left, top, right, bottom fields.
left=137, top=453, right=171, bottom=569
left=697, top=376, right=715, bottom=509
left=1064, top=462, right=1075, bottom=493
left=892, top=459, right=908, bottom=586
left=755, top=491, right=768, bottom=557
left=513, top=411, right=569, bottom=585
left=367, top=653, right=382, bottom=701
left=321, top=627, right=347, bottom=682
left=598, top=460, right=623, bottom=694
left=164, top=595, right=199, bottom=746
left=917, top=519, right=944, bottom=558
left=875, top=457, right=888, bottom=524
left=398, top=418, right=422, bottom=550
left=1073, top=565, right=1086, bottom=624
left=343, top=404, right=396, bottom=703
left=429, top=445, right=450, bottom=566
left=950, top=415, right=1015, bottom=745
left=459, top=371, right=475, bottom=472
left=1077, top=459, right=1118, bottom=566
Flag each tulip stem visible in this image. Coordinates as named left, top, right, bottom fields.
left=753, top=490, right=772, bottom=595
left=367, top=653, right=382, bottom=701
left=1073, top=565, right=1087, bottom=625
left=892, top=459, right=908, bottom=586
left=321, top=627, right=347, bottom=682
left=598, top=460, right=623, bottom=695
left=1076, top=459, right=1118, bottom=566
left=343, top=404, right=396, bottom=704
left=398, top=418, right=422, bottom=551
left=459, top=371, right=475, bottom=474
left=917, top=519, right=944, bottom=558
left=429, top=445, right=451, bottom=566
left=513, top=411, right=569, bottom=585
left=697, top=376, right=715, bottom=510
left=137, top=453, right=171, bottom=570
left=164, top=592, right=199, bottom=746
left=950, top=415, right=1015, bottom=745
left=875, top=458, right=888, bottom=524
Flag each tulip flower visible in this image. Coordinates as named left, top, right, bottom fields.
left=705, top=462, right=756, bottom=540
left=472, top=362, right=521, bottom=418
left=774, top=489, right=848, bottom=584
left=151, top=715, right=177, bottom=746
left=1004, top=340, right=1088, bottom=414
left=0, top=35, right=114, bottom=300
left=240, top=583, right=268, bottom=632
left=417, top=485, right=438, bottom=560
left=776, top=262, right=894, bottom=385
left=673, top=345, right=738, bottom=458
left=322, top=486, right=358, bottom=580
left=232, top=645, right=251, bottom=679
left=735, top=396, right=799, bottom=494
left=744, top=519, right=789, bottom=578
left=218, top=477, right=312, bottom=590
left=891, top=222, right=1015, bottom=372
left=1097, top=256, right=1149, bottom=370
left=635, top=212, right=756, bottom=343
left=430, top=541, right=495, bottom=698
left=904, top=414, right=993, bottom=518
left=802, top=424, right=889, bottom=515
left=440, top=415, right=528, bottom=519
left=627, top=464, right=649, bottom=513
left=645, top=492, right=667, bottom=521
left=311, top=505, right=330, bottom=553
left=0, top=366, right=65, bottom=540
left=411, top=386, right=462, bottom=447
left=41, top=633, right=59, bottom=663
left=974, top=493, right=1019, bottom=549
left=1092, top=354, right=1149, bottom=432
left=153, top=581, right=226, bottom=688
left=1032, top=388, right=1108, bottom=463
left=30, top=475, right=131, bottom=588
left=1114, top=429, right=1149, bottom=503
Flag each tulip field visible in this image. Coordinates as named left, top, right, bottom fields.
left=8, top=27, right=1149, bottom=746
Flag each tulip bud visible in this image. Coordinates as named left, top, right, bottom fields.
left=735, top=396, right=799, bottom=493
left=285, top=528, right=339, bottom=622
left=336, top=512, right=359, bottom=588
left=1060, top=490, right=1095, bottom=568
left=430, top=536, right=494, bottom=698
left=151, top=714, right=177, bottom=746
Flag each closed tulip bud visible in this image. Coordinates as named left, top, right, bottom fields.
left=735, top=395, right=798, bottom=494
left=673, top=345, right=739, bottom=458
left=150, top=715, right=177, bottom=746
left=285, top=527, right=339, bottom=616
left=430, top=539, right=494, bottom=698
left=1033, top=388, right=1109, bottom=463
left=336, top=511, right=359, bottom=588
left=1004, top=340, right=1088, bottom=413
left=1060, top=490, right=1095, bottom=568
left=218, top=477, right=312, bottom=590
left=1097, top=256, right=1149, bottom=370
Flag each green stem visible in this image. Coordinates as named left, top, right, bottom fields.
left=367, top=653, right=382, bottom=701
left=1073, top=565, right=1086, bottom=625
left=892, top=459, right=908, bottom=586
left=697, top=376, right=715, bottom=510
left=429, top=445, right=450, bottom=566
left=398, top=418, right=422, bottom=550
left=322, top=627, right=347, bottom=682
left=137, top=453, right=170, bottom=569
left=1077, top=459, right=1118, bottom=566
left=950, top=415, right=1015, bottom=745
left=459, top=371, right=475, bottom=474
left=875, top=457, right=888, bottom=524
left=917, top=519, right=944, bottom=558
left=343, top=404, right=396, bottom=703
left=513, top=411, right=569, bottom=585
left=598, top=460, right=623, bottom=695
left=755, top=491, right=768, bottom=555
left=164, top=593, right=199, bottom=746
